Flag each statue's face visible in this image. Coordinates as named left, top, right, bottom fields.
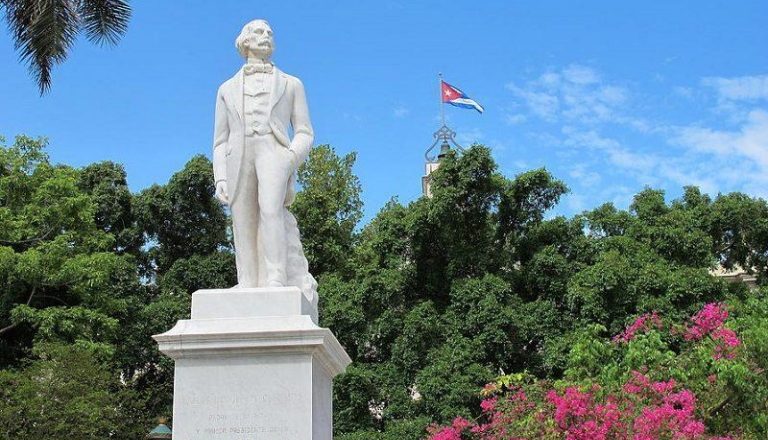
left=242, top=21, right=274, bottom=59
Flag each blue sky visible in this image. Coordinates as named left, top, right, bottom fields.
left=1, top=1, right=767, bottom=221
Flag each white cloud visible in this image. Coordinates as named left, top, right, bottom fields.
left=456, top=128, right=485, bottom=146
left=562, top=65, right=600, bottom=85
left=565, top=193, right=586, bottom=211
left=561, top=86, right=624, bottom=122
left=656, top=163, right=718, bottom=194
left=608, top=186, right=636, bottom=209
left=702, top=75, right=768, bottom=102
left=453, top=128, right=508, bottom=154
left=393, top=106, right=410, bottom=118
left=538, top=72, right=561, bottom=87
left=506, top=64, right=630, bottom=125
left=342, top=112, right=362, bottom=122
left=505, top=67, right=768, bottom=214
left=599, top=85, right=627, bottom=104
left=568, top=163, right=602, bottom=187
left=561, top=127, right=720, bottom=194
left=562, top=128, right=657, bottom=176
left=505, top=82, right=559, bottom=121
left=512, top=160, right=528, bottom=169
left=673, top=86, right=694, bottom=99
left=505, top=113, right=527, bottom=125
left=672, top=109, right=768, bottom=175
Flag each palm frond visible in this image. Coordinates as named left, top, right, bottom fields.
left=79, top=0, right=130, bottom=46
left=4, top=0, right=80, bottom=94
left=1, top=0, right=131, bottom=94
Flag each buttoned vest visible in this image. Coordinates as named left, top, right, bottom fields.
left=243, top=71, right=273, bottom=137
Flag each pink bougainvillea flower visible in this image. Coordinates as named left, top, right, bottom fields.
left=427, top=426, right=462, bottom=440
left=429, top=304, right=745, bottom=440
left=685, top=303, right=729, bottom=341
left=480, top=397, right=498, bottom=413
left=623, top=370, right=652, bottom=395
left=651, top=378, right=677, bottom=395
left=614, top=312, right=663, bottom=343
left=684, top=303, right=741, bottom=360
left=547, top=387, right=593, bottom=427
left=427, top=418, right=475, bottom=440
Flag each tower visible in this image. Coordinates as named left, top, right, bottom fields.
left=423, top=73, right=482, bottom=196
left=422, top=124, right=463, bottom=197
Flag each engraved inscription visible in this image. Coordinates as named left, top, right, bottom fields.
left=184, top=392, right=303, bottom=407
left=199, top=425, right=293, bottom=435
left=181, top=390, right=305, bottom=438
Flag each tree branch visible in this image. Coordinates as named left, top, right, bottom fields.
left=0, top=286, right=37, bottom=337
left=0, top=226, right=57, bottom=246
left=708, top=393, right=733, bottom=417
left=34, top=294, right=67, bottom=306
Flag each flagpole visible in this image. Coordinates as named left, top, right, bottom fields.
left=438, top=72, right=445, bottom=127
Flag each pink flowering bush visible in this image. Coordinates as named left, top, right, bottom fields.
left=682, top=303, right=741, bottom=360
left=428, top=375, right=729, bottom=440
left=426, top=302, right=767, bottom=440
left=684, top=303, right=730, bottom=341
left=428, top=417, right=473, bottom=440
left=613, top=312, right=663, bottom=344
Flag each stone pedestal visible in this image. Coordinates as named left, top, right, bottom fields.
left=153, top=287, right=351, bottom=440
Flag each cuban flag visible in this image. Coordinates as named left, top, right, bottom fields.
left=441, top=80, right=484, bottom=114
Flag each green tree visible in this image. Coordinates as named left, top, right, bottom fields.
left=0, top=136, right=172, bottom=437
left=3, top=135, right=768, bottom=439
left=326, top=147, right=572, bottom=437
left=323, top=145, right=768, bottom=438
left=134, top=154, right=229, bottom=276
left=117, top=154, right=233, bottom=427
left=0, top=343, right=120, bottom=439
left=293, top=145, right=363, bottom=278
left=79, top=160, right=142, bottom=254
left=710, top=192, right=768, bottom=281
left=0, top=136, right=137, bottom=365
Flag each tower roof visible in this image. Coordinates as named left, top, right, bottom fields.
left=146, top=423, right=172, bottom=439
left=425, top=124, right=463, bottom=162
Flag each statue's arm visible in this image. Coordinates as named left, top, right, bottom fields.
left=212, top=87, right=229, bottom=185
left=288, top=78, right=314, bottom=166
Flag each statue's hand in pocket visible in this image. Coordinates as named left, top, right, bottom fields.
left=285, top=148, right=299, bottom=172
left=215, top=181, right=229, bottom=205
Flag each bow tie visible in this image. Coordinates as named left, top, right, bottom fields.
left=244, top=63, right=274, bottom=75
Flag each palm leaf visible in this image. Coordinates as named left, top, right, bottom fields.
left=79, top=0, right=130, bottom=46
left=1, top=0, right=131, bottom=94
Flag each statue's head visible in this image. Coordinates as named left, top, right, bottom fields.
left=235, top=19, right=274, bottom=60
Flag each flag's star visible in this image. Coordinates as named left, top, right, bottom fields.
left=444, top=89, right=452, bottom=96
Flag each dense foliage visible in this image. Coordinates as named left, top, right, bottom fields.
left=0, top=134, right=766, bottom=438
left=325, top=147, right=767, bottom=440
left=427, top=299, right=768, bottom=439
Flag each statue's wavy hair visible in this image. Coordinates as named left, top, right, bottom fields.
left=235, top=19, right=271, bottom=59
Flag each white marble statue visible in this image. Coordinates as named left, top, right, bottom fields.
left=154, top=21, right=348, bottom=438
left=212, top=19, right=316, bottom=298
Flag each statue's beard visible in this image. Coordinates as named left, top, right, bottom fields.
left=248, top=44, right=273, bottom=60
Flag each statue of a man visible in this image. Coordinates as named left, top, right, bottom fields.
left=212, top=19, right=315, bottom=292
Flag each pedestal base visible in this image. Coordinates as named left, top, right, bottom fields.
left=153, top=287, right=351, bottom=440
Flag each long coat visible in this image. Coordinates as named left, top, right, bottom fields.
left=212, top=66, right=314, bottom=205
